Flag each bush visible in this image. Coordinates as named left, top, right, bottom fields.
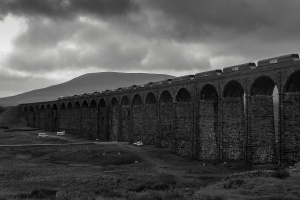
left=271, top=169, right=290, bottom=179
left=127, top=189, right=185, bottom=200
left=95, top=188, right=123, bottom=198
left=19, top=189, right=57, bottom=199
left=130, top=181, right=170, bottom=192
left=153, top=182, right=170, bottom=191
left=223, top=178, right=245, bottom=189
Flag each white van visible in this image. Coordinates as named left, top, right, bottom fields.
left=38, top=133, right=48, bottom=137
left=57, top=131, right=65, bottom=135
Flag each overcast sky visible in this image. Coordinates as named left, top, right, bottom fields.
left=0, top=0, right=300, bottom=97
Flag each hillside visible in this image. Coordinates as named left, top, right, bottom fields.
left=0, top=72, right=174, bottom=106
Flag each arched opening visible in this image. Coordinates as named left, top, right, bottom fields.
left=24, top=107, right=28, bottom=112
left=34, top=105, right=40, bottom=128
left=110, top=97, right=118, bottom=106
left=99, top=98, right=106, bottom=108
left=120, top=95, right=130, bottom=142
left=45, top=105, right=52, bottom=131
left=28, top=106, right=35, bottom=127
left=90, top=99, right=98, bottom=139
left=176, top=88, right=191, bottom=103
left=74, top=101, right=80, bottom=109
left=82, top=101, right=88, bottom=108
left=81, top=101, right=90, bottom=138
left=144, top=92, right=158, bottom=145
left=285, top=70, right=300, bottom=93
left=29, top=106, right=34, bottom=112
left=99, top=98, right=108, bottom=141
left=52, top=104, right=58, bottom=110
left=121, top=96, right=130, bottom=105
left=131, top=94, right=143, bottom=143
left=159, top=90, right=173, bottom=148
left=222, top=80, right=246, bottom=161
left=132, top=94, right=143, bottom=105
left=198, top=84, right=219, bottom=160
left=281, top=70, right=300, bottom=163
left=249, top=76, right=277, bottom=164
left=65, top=102, right=73, bottom=135
left=59, top=103, right=67, bottom=132
left=73, top=101, right=81, bottom=136
left=173, top=88, right=192, bottom=157
left=223, top=80, right=244, bottom=98
left=90, top=100, right=97, bottom=108
left=60, top=103, right=66, bottom=110
left=200, top=84, right=218, bottom=100
left=159, top=90, right=173, bottom=103
left=46, top=105, right=51, bottom=110
left=251, top=76, right=275, bottom=96
left=145, top=92, right=157, bottom=104
left=109, top=97, right=119, bottom=141
left=67, top=102, right=73, bottom=110
left=52, top=104, right=58, bottom=132
left=40, top=105, right=46, bottom=130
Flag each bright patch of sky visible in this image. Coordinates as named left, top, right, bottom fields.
left=0, top=16, right=25, bottom=60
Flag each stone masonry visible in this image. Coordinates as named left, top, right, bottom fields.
left=20, top=54, right=300, bottom=165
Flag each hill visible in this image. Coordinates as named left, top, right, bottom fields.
left=0, top=72, right=174, bottom=106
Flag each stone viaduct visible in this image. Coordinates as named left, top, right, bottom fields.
left=20, top=54, right=300, bottom=165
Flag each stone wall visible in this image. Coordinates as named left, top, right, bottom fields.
left=131, top=105, right=144, bottom=143
left=52, top=110, right=58, bottom=132
left=249, top=96, right=275, bottom=164
left=90, top=107, right=98, bottom=139
left=173, top=102, right=193, bottom=157
left=28, top=111, right=35, bottom=127
left=109, top=106, right=119, bottom=141
left=73, top=108, right=81, bottom=136
left=59, top=109, right=67, bottom=132
left=221, top=98, right=246, bottom=161
left=158, top=103, right=173, bottom=148
left=120, top=105, right=130, bottom=142
left=143, top=104, right=158, bottom=145
left=198, top=100, right=218, bottom=160
left=65, top=109, right=73, bottom=134
left=40, top=110, right=46, bottom=130
left=99, top=107, right=108, bottom=141
left=282, top=93, right=300, bottom=164
left=34, top=111, right=40, bottom=128
left=45, top=109, right=52, bottom=131
left=81, top=107, right=90, bottom=139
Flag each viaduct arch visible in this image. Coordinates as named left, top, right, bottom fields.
left=20, top=54, right=300, bottom=165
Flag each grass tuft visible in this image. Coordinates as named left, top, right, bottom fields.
left=271, top=169, right=290, bottom=179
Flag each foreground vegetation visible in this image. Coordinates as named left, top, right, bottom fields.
left=0, top=128, right=299, bottom=200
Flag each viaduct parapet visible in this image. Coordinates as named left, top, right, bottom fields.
left=20, top=54, right=300, bottom=165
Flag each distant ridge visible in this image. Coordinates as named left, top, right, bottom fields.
left=0, top=72, right=174, bottom=106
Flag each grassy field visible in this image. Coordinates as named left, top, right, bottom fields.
left=0, top=128, right=299, bottom=200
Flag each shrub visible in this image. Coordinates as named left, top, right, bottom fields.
left=30, top=189, right=57, bottom=199
left=223, top=178, right=245, bottom=189
left=271, top=169, right=290, bottom=179
left=95, top=188, right=123, bottom=198
left=153, top=182, right=170, bottom=191
left=130, top=181, right=170, bottom=192
left=130, top=189, right=185, bottom=200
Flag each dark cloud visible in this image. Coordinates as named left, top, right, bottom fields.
left=1, top=0, right=300, bottom=98
left=0, top=0, right=139, bottom=20
left=142, top=0, right=300, bottom=40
